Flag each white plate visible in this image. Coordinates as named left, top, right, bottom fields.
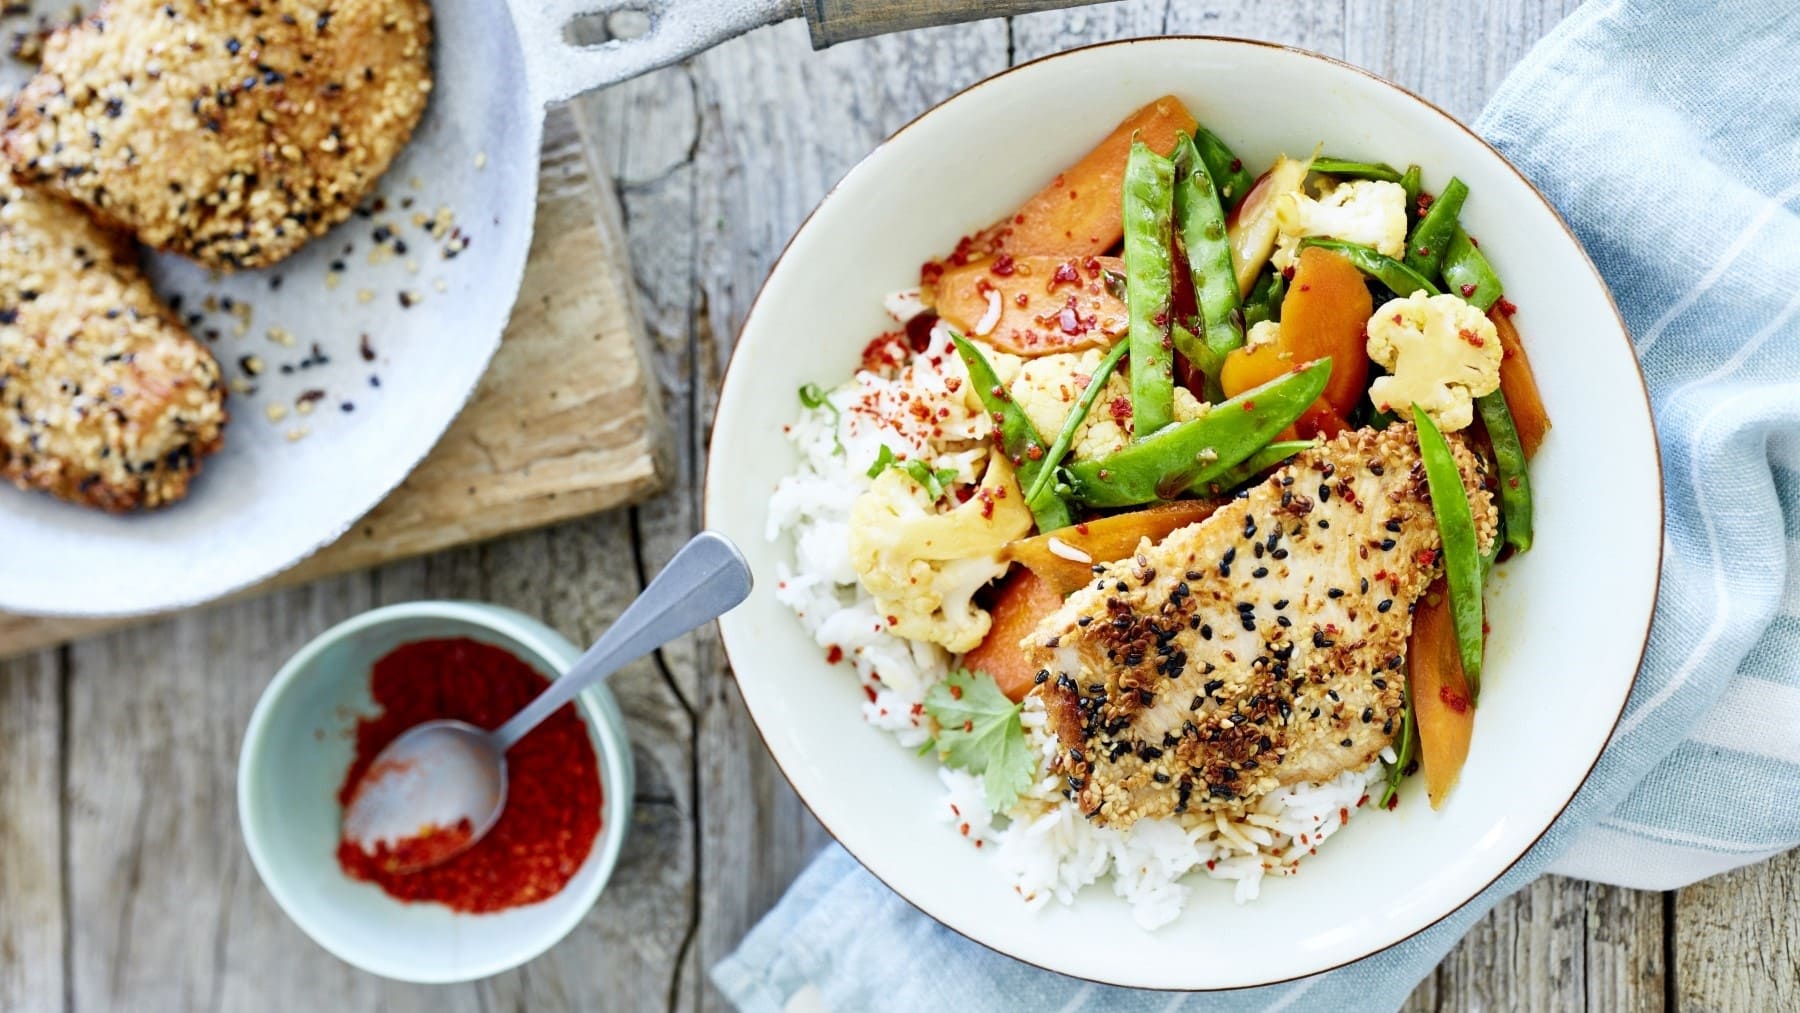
left=0, top=0, right=538, bottom=617
left=705, top=38, right=1662, bottom=990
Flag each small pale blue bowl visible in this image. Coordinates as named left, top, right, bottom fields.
left=238, top=601, right=633, bottom=983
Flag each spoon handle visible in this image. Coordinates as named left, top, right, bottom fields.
left=493, top=531, right=753, bottom=750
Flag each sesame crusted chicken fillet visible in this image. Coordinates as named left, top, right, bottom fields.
left=3, top=0, right=432, bottom=271
left=1027, top=424, right=1497, bottom=828
left=0, top=178, right=225, bottom=510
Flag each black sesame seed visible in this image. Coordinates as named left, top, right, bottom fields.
left=1075, top=615, right=1092, bottom=627
left=1378, top=599, right=1394, bottom=613
left=1380, top=538, right=1397, bottom=551
left=1327, top=587, right=1344, bottom=599
left=1319, top=484, right=1331, bottom=502
left=1362, top=707, right=1374, bottom=723
left=1199, top=624, right=1212, bottom=640
left=1252, top=566, right=1268, bottom=578
left=1386, top=519, right=1404, bottom=533
left=1275, top=615, right=1291, bottom=627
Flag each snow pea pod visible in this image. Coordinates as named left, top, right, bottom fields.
left=1403, top=176, right=1468, bottom=282
left=1123, top=140, right=1177, bottom=436
left=1400, top=164, right=1423, bottom=225
left=1198, top=439, right=1317, bottom=496
left=1059, top=359, right=1332, bottom=507
left=1190, top=124, right=1256, bottom=211
left=1413, top=406, right=1485, bottom=696
left=1312, top=156, right=1403, bottom=183
left=1379, top=683, right=1417, bottom=808
left=1299, top=237, right=1440, bottom=297
left=950, top=332, right=1074, bottom=533
left=1024, top=336, right=1130, bottom=504
left=1173, top=134, right=1244, bottom=383
left=1442, top=226, right=1502, bottom=312
left=1242, top=267, right=1286, bottom=328
left=1476, top=391, right=1533, bottom=554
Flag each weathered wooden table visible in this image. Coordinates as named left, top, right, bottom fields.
left=1, top=2, right=1793, bottom=1009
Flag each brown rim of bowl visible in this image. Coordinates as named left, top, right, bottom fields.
left=703, top=34, right=1665, bottom=992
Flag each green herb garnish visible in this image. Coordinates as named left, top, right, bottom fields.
left=923, top=669, right=1034, bottom=812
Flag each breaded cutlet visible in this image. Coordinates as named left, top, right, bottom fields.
left=2, top=0, right=432, bottom=271
left=0, top=178, right=226, bottom=511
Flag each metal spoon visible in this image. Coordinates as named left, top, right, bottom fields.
left=341, top=531, right=752, bottom=872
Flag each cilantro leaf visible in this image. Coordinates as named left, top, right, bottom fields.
left=867, top=445, right=957, bottom=500
left=797, top=382, right=846, bottom=455
left=866, top=444, right=896, bottom=478
left=924, top=669, right=1034, bottom=812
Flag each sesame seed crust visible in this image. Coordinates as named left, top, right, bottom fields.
left=0, top=178, right=226, bottom=510
left=3, top=0, right=433, bottom=271
left=1028, top=424, right=1497, bottom=828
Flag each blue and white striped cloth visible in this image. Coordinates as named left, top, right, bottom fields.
left=712, top=1, right=1800, bottom=1007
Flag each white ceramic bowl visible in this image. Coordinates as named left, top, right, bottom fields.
left=238, top=601, right=634, bottom=984
left=705, top=38, right=1661, bottom=990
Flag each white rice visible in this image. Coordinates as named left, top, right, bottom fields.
left=767, top=302, right=1387, bottom=928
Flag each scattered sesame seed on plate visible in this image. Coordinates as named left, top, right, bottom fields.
left=356, top=289, right=374, bottom=304
left=285, top=427, right=310, bottom=443
left=475, top=151, right=487, bottom=170
left=265, top=403, right=289, bottom=423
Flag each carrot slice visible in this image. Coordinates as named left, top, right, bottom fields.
left=964, top=567, right=1066, bottom=702
left=933, top=255, right=1126, bottom=356
left=1219, top=246, right=1370, bottom=431
left=1002, top=500, right=1219, bottom=595
left=1489, top=307, right=1550, bottom=458
left=1275, top=247, right=1372, bottom=417
left=1408, top=579, right=1475, bottom=808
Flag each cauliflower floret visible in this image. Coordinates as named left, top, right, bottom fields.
left=1365, top=291, right=1502, bottom=432
left=1005, top=344, right=1209, bottom=463
left=848, top=449, right=1033, bottom=653
left=1243, top=319, right=1282, bottom=352
left=1271, top=179, right=1408, bottom=272
left=1007, top=347, right=1106, bottom=439
left=1074, top=384, right=1208, bottom=462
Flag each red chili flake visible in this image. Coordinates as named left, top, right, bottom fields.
left=1298, top=283, right=1311, bottom=292
left=962, top=720, right=974, bottom=733
left=1229, top=158, right=1242, bottom=172
left=1082, top=256, right=1102, bottom=277
left=991, top=254, right=1016, bottom=276
left=1414, top=549, right=1437, bottom=567
left=1281, top=265, right=1296, bottom=281
left=1439, top=686, right=1470, bottom=713
left=1415, top=246, right=1431, bottom=258
left=864, top=685, right=878, bottom=703
left=1068, top=190, right=1080, bottom=200
left=1242, top=400, right=1256, bottom=411
left=335, top=639, right=601, bottom=913
left=887, top=614, right=900, bottom=627
left=1109, top=396, right=1132, bottom=422
left=1357, top=794, right=1369, bottom=808
left=1496, top=297, right=1519, bottom=316
left=960, top=822, right=971, bottom=836
left=1392, top=313, right=1404, bottom=325
left=1385, top=794, right=1400, bottom=811
left=1508, top=476, right=1521, bottom=489
left=1339, top=807, right=1350, bottom=826
left=1460, top=328, right=1486, bottom=348
left=1050, top=260, right=1081, bottom=288
left=944, top=376, right=962, bottom=393
left=1026, top=443, right=1045, bottom=461
left=1014, top=213, right=1026, bottom=224
left=1467, top=235, right=1480, bottom=248
left=1014, top=292, right=1029, bottom=307
left=920, top=261, right=945, bottom=287
left=1460, top=283, right=1477, bottom=298
left=825, top=645, right=844, bottom=664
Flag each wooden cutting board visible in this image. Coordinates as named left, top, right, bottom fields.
left=0, top=105, right=667, bottom=658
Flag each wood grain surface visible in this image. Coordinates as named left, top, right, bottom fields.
left=0, top=2, right=1791, bottom=1010
left=0, top=105, right=668, bottom=661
